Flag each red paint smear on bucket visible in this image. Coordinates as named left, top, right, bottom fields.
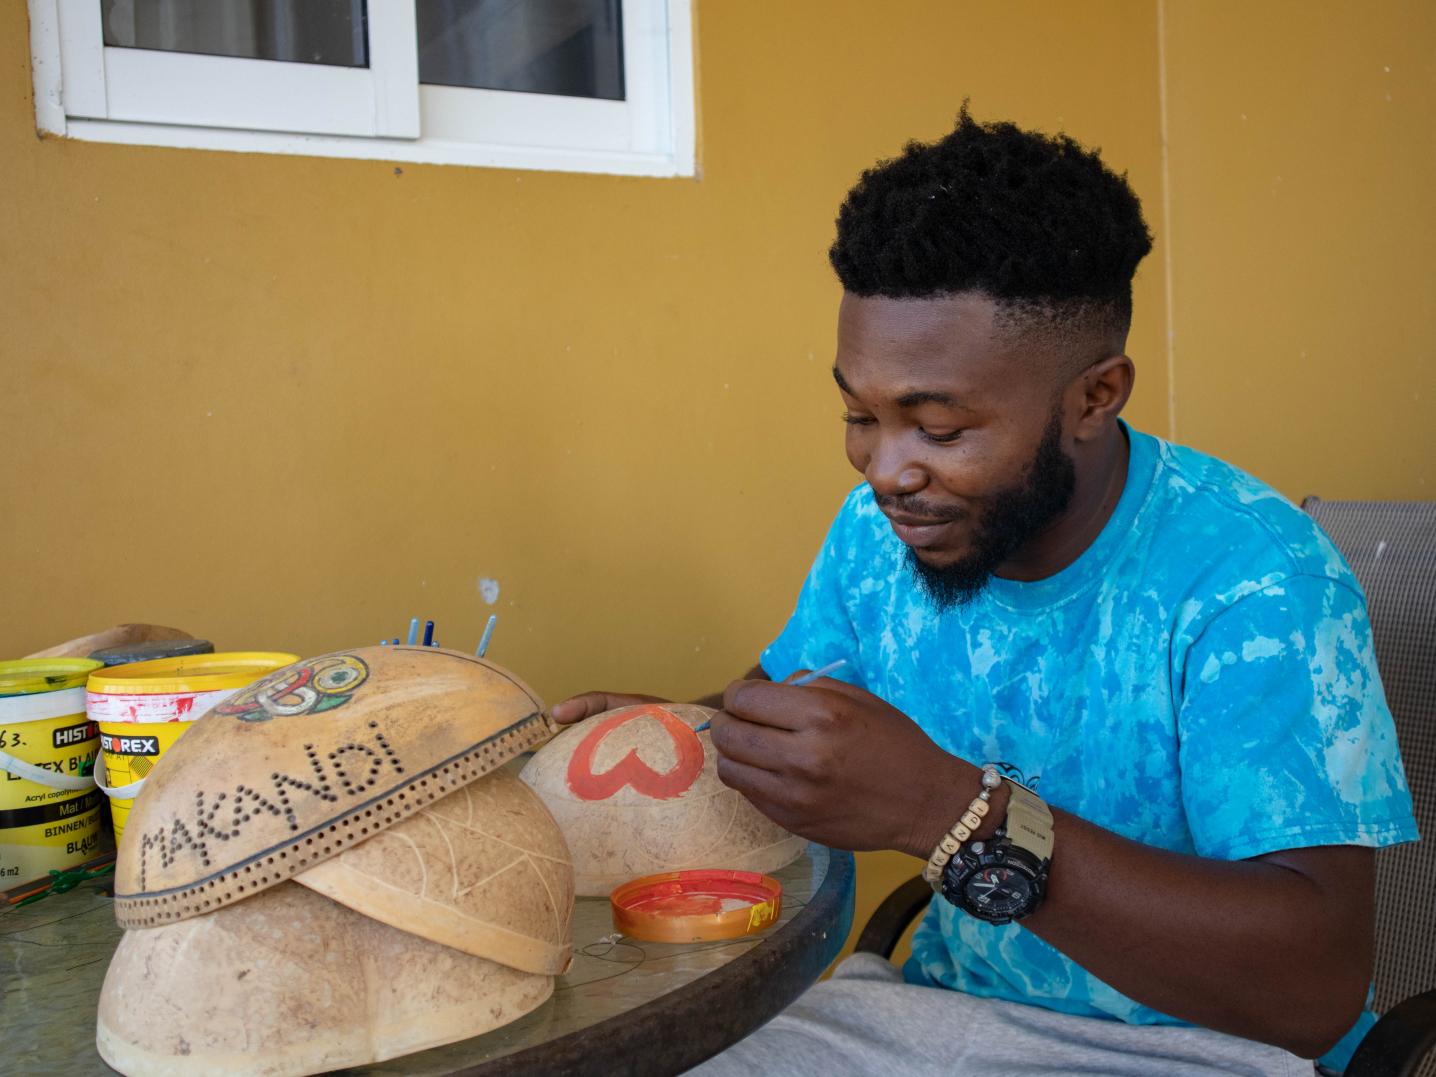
left=566, top=704, right=704, bottom=801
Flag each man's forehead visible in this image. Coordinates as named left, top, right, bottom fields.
left=834, top=292, right=1022, bottom=401
left=837, top=291, right=999, bottom=342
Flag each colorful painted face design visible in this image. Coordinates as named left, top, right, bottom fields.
left=215, top=654, right=369, bottom=722
left=565, top=705, right=705, bottom=801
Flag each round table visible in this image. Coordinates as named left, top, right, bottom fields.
left=1, top=843, right=855, bottom=1075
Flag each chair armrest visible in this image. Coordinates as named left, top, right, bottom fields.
left=1345, top=989, right=1436, bottom=1077
left=853, top=874, right=933, bottom=959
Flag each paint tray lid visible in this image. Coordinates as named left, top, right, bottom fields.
left=89, top=638, right=215, bottom=667
left=111, top=646, right=552, bottom=930
left=0, top=658, right=103, bottom=697
left=610, top=869, right=783, bottom=943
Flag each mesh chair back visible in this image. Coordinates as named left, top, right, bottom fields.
left=1303, top=498, right=1435, bottom=1014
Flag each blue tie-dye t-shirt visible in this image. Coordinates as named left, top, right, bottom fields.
left=761, top=424, right=1417, bottom=1070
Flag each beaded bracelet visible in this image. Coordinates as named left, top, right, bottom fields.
left=923, top=764, right=1003, bottom=891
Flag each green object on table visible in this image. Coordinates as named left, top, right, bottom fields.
left=15, top=861, right=114, bottom=906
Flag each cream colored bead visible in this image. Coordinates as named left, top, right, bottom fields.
left=925, top=768, right=1014, bottom=893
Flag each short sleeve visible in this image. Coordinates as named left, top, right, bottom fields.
left=761, top=488, right=865, bottom=687
left=1177, top=573, right=1418, bottom=860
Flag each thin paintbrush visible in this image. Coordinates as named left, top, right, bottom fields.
left=692, top=659, right=848, bottom=733
left=476, top=614, right=498, bottom=658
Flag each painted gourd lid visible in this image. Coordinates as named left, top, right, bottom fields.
left=519, top=703, right=805, bottom=897
left=112, top=646, right=551, bottom=928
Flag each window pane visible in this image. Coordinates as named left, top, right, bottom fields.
left=101, top=1, right=369, bottom=68
left=417, top=0, right=624, bottom=101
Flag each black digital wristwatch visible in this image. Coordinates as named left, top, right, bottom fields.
left=940, top=778, right=1053, bottom=925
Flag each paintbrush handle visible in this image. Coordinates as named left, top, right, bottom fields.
left=694, top=659, right=849, bottom=732
left=787, top=658, right=848, bottom=687
left=476, top=614, right=498, bottom=657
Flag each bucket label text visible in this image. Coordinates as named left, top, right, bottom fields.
left=53, top=721, right=98, bottom=748
left=100, top=734, right=160, bottom=756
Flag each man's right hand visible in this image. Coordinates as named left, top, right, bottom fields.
left=547, top=665, right=766, bottom=725
left=548, top=692, right=670, bottom=725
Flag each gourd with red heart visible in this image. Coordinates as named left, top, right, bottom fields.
left=519, top=702, right=805, bottom=896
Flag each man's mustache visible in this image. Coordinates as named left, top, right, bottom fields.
left=873, top=493, right=968, bottom=522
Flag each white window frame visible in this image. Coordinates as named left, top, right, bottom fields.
left=28, top=0, right=696, bottom=178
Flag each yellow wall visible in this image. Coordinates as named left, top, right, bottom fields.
left=0, top=3, right=1165, bottom=689
left=2, top=1, right=1427, bottom=961
left=1162, top=0, right=1436, bottom=499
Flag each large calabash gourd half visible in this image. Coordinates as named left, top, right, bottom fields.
left=96, top=647, right=575, bottom=1077
left=520, top=703, right=805, bottom=896
left=97, top=879, right=555, bottom=1077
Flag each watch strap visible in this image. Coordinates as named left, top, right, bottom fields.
left=1002, top=778, right=1054, bottom=862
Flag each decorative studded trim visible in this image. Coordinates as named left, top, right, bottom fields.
left=112, top=711, right=553, bottom=928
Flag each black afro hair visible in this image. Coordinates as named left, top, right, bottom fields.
left=830, top=107, right=1153, bottom=340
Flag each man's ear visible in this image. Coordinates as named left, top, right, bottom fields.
left=1068, top=354, right=1134, bottom=443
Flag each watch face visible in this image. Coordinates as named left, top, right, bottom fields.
left=962, top=864, right=1033, bottom=919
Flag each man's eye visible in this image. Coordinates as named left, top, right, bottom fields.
left=920, top=428, right=963, bottom=444
left=841, top=413, right=875, bottom=427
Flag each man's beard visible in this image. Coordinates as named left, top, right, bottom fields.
left=903, top=410, right=1077, bottom=611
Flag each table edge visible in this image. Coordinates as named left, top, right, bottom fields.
left=461, top=846, right=857, bottom=1077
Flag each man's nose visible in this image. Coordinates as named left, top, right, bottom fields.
left=865, top=436, right=925, bottom=497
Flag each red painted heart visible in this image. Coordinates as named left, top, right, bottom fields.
left=565, top=705, right=705, bottom=801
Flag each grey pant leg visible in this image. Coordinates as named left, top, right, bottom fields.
left=688, top=953, right=1314, bottom=1077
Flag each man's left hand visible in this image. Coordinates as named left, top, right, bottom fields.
left=708, top=674, right=985, bottom=856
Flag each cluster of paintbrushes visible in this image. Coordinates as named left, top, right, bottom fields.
left=379, top=614, right=499, bottom=658
left=376, top=622, right=843, bottom=730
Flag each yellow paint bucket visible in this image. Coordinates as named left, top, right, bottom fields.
left=0, top=660, right=105, bottom=886
left=0, top=658, right=101, bottom=697
left=88, top=652, right=298, bottom=848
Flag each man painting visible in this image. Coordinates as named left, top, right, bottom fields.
left=551, top=110, right=1417, bottom=1076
